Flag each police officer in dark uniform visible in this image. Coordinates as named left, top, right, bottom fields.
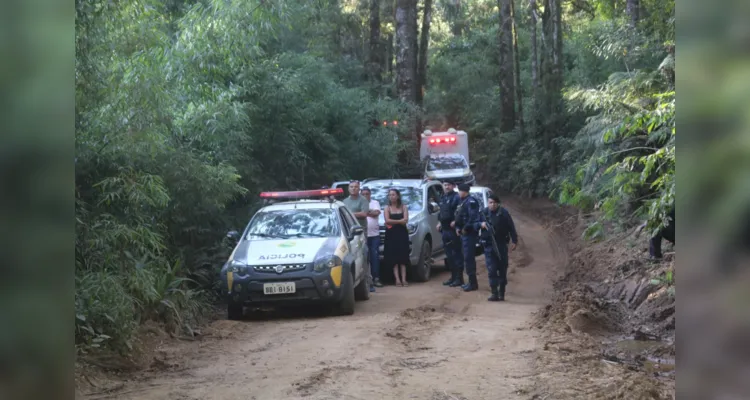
left=436, top=181, right=465, bottom=287
left=454, top=183, right=482, bottom=292
left=649, top=206, right=675, bottom=259
left=479, top=194, right=518, bottom=301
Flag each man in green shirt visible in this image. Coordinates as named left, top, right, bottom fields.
left=342, top=180, right=370, bottom=228
left=342, top=180, right=374, bottom=292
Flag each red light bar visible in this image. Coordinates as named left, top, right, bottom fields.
left=429, top=135, right=457, bottom=145
left=260, top=188, right=344, bottom=199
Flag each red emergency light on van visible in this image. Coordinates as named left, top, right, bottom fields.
left=259, top=188, right=344, bottom=199
left=428, top=136, right=457, bottom=145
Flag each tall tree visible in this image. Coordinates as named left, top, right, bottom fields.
left=395, top=0, right=417, bottom=104
left=369, top=0, right=382, bottom=85
left=416, top=0, right=433, bottom=107
left=510, top=0, right=523, bottom=134
left=529, top=0, right=540, bottom=130
left=498, top=0, right=516, bottom=132
left=539, top=0, right=564, bottom=172
left=626, top=0, right=640, bottom=27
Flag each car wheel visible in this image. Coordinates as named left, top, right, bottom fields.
left=227, top=302, right=243, bottom=320
left=412, top=240, right=433, bottom=282
left=335, top=269, right=356, bottom=316
left=354, top=268, right=371, bottom=301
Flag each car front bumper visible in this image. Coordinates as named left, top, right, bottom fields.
left=222, top=268, right=347, bottom=306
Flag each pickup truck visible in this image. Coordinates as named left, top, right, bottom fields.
left=334, top=178, right=447, bottom=282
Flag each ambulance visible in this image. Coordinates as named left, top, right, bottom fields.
left=420, top=128, right=476, bottom=185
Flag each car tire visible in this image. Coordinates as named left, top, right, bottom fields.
left=412, top=240, right=433, bottom=282
left=354, top=268, right=370, bottom=301
left=227, top=302, right=243, bottom=320
left=335, top=270, right=356, bottom=316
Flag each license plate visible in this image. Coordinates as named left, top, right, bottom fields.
left=263, top=282, right=296, bottom=295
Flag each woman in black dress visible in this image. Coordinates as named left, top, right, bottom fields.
left=383, top=188, right=410, bottom=286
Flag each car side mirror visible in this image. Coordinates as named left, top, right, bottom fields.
left=469, top=162, right=476, bottom=169
left=429, top=202, right=439, bottom=214
left=227, top=230, right=240, bottom=241
left=349, top=225, right=364, bottom=239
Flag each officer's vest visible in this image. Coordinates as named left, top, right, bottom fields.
left=482, top=208, right=511, bottom=243
left=454, top=199, right=466, bottom=227
left=439, top=195, right=455, bottom=222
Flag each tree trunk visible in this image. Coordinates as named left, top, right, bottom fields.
left=626, top=0, right=640, bottom=27
left=498, top=0, right=516, bottom=132
left=540, top=0, right=563, bottom=174
left=446, top=1, right=462, bottom=36
left=529, top=0, right=540, bottom=132
left=510, top=0, right=523, bottom=135
left=369, top=0, right=382, bottom=85
left=411, top=0, right=419, bottom=99
left=395, top=0, right=417, bottom=104
left=416, top=0, right=432, bottom=107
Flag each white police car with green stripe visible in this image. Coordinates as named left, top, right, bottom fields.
left=221, top=188, right=370, bottom=319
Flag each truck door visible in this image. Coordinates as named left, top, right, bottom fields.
left=426, top=184, right=444, bottom=251
left=339, top=207, right=365, bottom=283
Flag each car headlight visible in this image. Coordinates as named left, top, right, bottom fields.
left=407, top=222, right=418, bottom=235
left=227, top=260, right=249, bottom=275
left=313, top=255, right=342, bottom=272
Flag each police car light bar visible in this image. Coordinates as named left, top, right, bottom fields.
left=259, top=188, right=344, bottom=199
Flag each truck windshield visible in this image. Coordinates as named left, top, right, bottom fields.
left=427, top=154, right=468, bottom=171
left=246, top=209, right=340, bottom=239
left=367, top=186, right=423, bottom=212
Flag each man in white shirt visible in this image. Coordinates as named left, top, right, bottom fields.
left=361, top=187, right=383, bottom=288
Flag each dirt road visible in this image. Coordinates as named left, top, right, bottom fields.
left=82, top=204, right=565, bottom=400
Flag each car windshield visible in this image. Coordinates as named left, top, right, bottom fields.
left=245, top=209, right=339, bottom=239
left=367, top=185, right=423, bottom=212
left=427, top=154, right=468, bottom=171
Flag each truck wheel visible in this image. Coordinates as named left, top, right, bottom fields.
left=412, top=240, right=433, bottom=282
left=354, top=268, right=371, bottom=301
left=227, top=302, right=243, bottom=320
left=335, top=270, right=356, bottom=316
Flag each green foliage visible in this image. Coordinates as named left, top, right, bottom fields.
left=425, top=0, right=675, bottom=233
left=75, top=0, right=409, bottom=354
left=557, top=67, right=675, bottom=232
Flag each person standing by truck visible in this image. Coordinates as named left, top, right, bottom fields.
left=479, top=195, right=518, bottom=301
left=384, top=189, right=411, bottom=287
left=455, top=183, right=481, bottom=292
left=343, top=180, right=372, bottom=291
left=361, top=187, right=383, bottom=289
left=437, top=181, right=465, bottom=287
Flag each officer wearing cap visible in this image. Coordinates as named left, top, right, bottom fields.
left=436, top=181, right=464, bottom=287
left=454, top=183, right=481, bottom=292
left=479, top=194, right=518, bottom=301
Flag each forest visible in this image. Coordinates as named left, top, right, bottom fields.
left=75, top=0, right=675, bottom=353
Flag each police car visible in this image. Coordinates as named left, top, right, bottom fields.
left=221, top=188, right=370, bottom=319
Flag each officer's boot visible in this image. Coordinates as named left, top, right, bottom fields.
left=443, top=270, right=455, bottom=286
left=488, top=286, right=500, bottom=301
left=498, top=284, right=506, bottom=301
left=462, top=275, right=478, bottom=292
